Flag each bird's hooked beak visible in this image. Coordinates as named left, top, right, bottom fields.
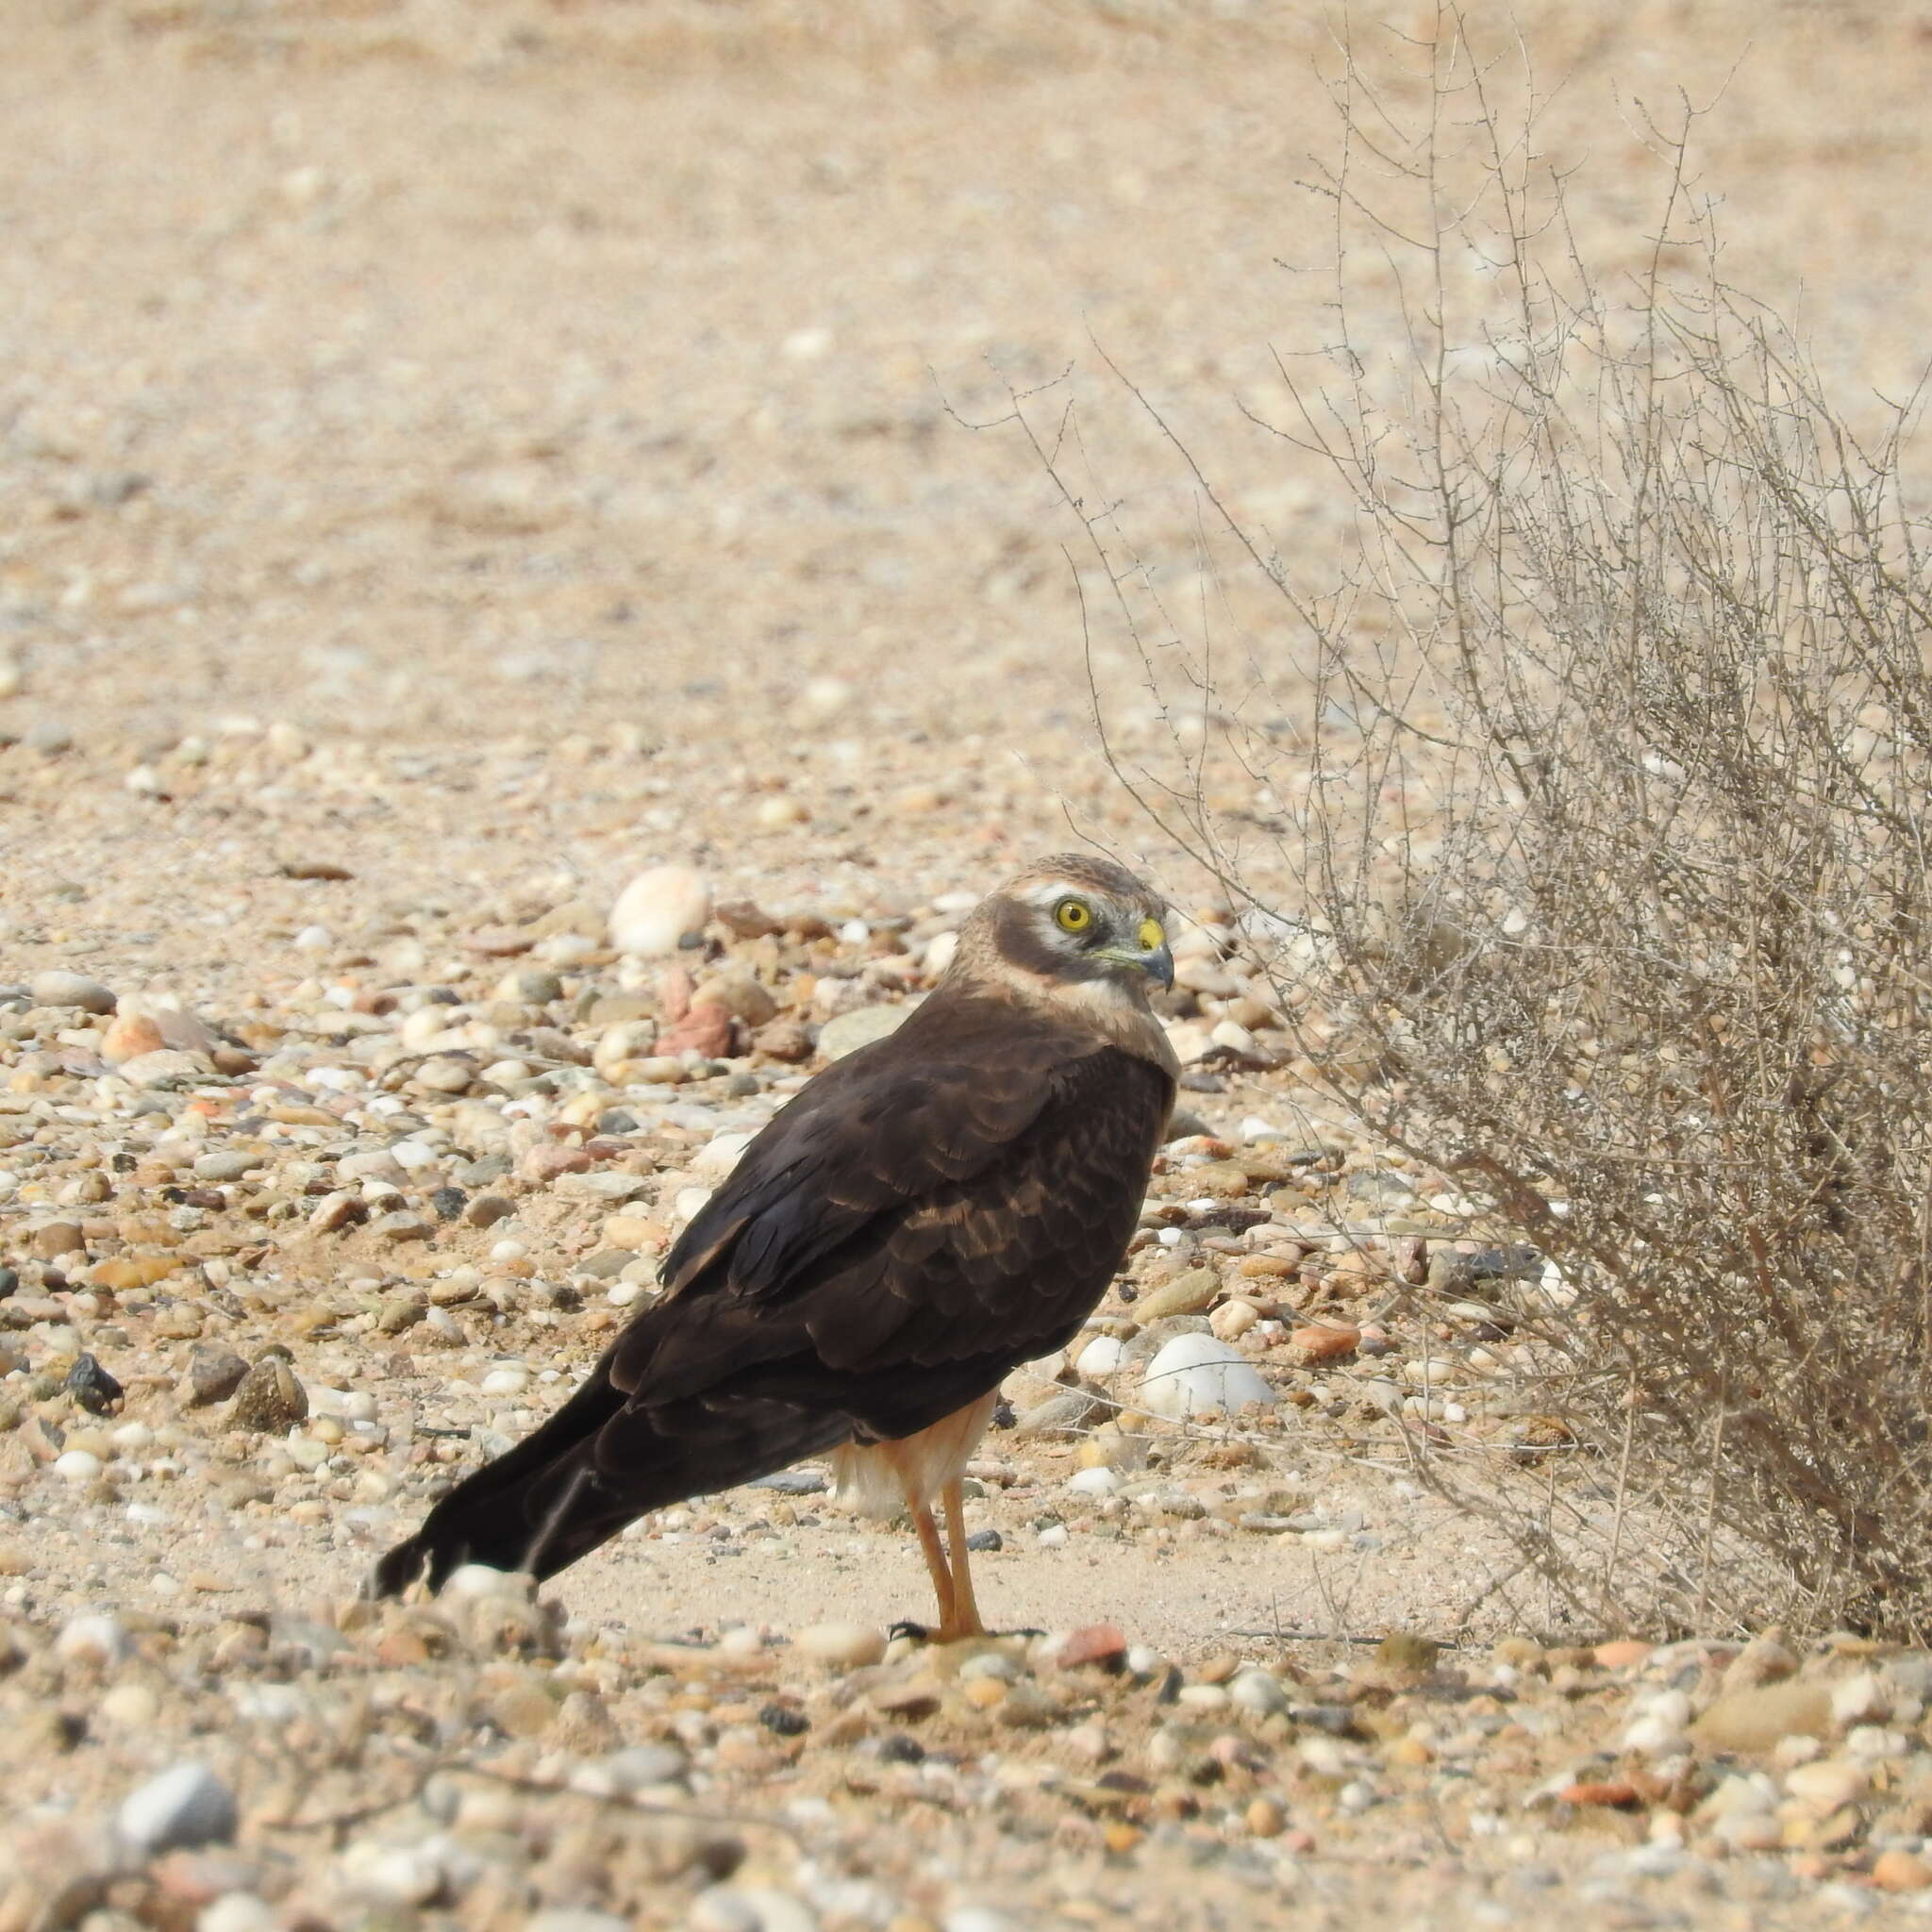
left=1102, top=918, right=1174, bottom=990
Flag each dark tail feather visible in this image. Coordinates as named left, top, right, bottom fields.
left=370, top=1357, right=850, bottom=1598
left=370, top=1357, right=627, bottom=1596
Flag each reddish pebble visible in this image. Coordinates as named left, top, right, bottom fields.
left=657, top=964, right=695, bottom=1022
left=101, top=1012, right=166, bottom=1063
left=1557, top=1781, right=1642, bottom=1808
left=1874, top=1849, right=1932, bottom=1891
left=522, top=1142, right=593, bottom=1182
left=1290, top=1324, right=1360, bottom=1362
left=1055, top=1623, right=1129, bottom=1670
left=375, top=1627, right=431, bottom=1667
left=467, top=926, right=535, bottom=957
left=1593, top=1639, right=1654, bottom=1671
left=150, top=1850, right=261, bottom=1906
left=657, top=1003, right=733, bottom=1058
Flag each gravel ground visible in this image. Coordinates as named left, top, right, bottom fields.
left=8, top=4, right=1932, bottom=1927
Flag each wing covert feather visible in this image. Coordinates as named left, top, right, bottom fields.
left=658, top=994, right=1074, bottom=1306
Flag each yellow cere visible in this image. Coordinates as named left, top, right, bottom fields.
left=1139, top=917, right=1165, bottom=951
left=1056, top=898, right=1092, bottom=932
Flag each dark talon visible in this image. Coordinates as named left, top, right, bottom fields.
left=887, top=1619, right=932, bottom=1643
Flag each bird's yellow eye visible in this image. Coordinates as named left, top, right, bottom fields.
left=1055, top=898, right=1093, bottom=934
left=1139, top=917, right=1165, bottom=952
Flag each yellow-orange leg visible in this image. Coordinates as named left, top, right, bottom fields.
left=911, top=1503, right=958, bottom=1636
left=941, top=1478, right=986, bottom=1639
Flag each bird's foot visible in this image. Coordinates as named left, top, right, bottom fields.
left=892, top=1618, right=1042, bottom=1646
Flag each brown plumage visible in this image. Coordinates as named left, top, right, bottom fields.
left=372, top=853, right=1176, bottom=1637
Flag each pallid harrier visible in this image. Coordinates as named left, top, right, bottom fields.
left=373, top=855, right=1177, bottom=1638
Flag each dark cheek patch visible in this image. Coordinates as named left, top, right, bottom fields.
left=993, top=903, right=1108, bottom=981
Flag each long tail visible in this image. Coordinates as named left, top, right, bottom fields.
left=369, top=1353, right=849, bottom=1597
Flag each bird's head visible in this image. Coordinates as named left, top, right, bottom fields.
left=954, top=853, right=1175, bottom=1006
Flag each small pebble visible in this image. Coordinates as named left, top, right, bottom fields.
left=230, top=1357, right=308, bottom=1433
left=198, top=1899, right=278, bottom=1932
left=794, top=1622, right=887, bottom=1669
left=608, top=864, right=712, bottom=956
left=66, top=1353, right=124, bottom=1415
left=1138, top=1333, right=1277, bottom=1420
left=30, top=970, right=116, bottom=1014
left=118, top=1762, right=238, bottom=1855
left=57, top=1613, right=131, bottom=1666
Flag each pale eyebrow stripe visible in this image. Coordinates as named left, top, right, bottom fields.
left=1016, top=879, right=1097, bottom=908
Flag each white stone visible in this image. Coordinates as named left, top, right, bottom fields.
left=1074, top=1335, right=1128, bottom=1379
left=1230, top=1665, right=1291, bottom=1716
left=57, top=1613, right=131, bottom=1666
left=1830, top=1670, right=1890, bottom=1730
left=781, top=325, right=833, bottom=361
left=440, top=1563, right=535, bottom=1603
left=402, top=1006, right=460, bottom=1050
left=1174, top=956, right=1239, bottom=997
left=793, top=1622, right=886, bottom=1668
left=793, top=675, right=854, bottom=723
left=1161, top=1021, right=1215, bottom=1065
left=1177, top=1683, right=1230, bottom=1711
left=958, top=1651, right=1018, bottom=1683
left=118, top=1761, right=238, bottom=1854
left=479, top=1366, right=529, bottom=1397
left=1137, top=1333, right=1278, bottom=1420
left=818, top=1004, right=911, bottom=1060
left=944, top=1911, right=1020, bottom=1932
left=115, top=1048, right=211, bottom=1090
left=1785, top=1757, right=1870, bottom=1811
left=340, top=1842, right=444, bottom=1906
left=30, top=970, right=116, bottom=1013
left=1167, top=915, right=1224, bottom=962
left=1622, top=1687, right=1692, bottom=1759
left=198, top=1895, right=278, bottom=1932
left=692, top=1131, right=758, bottom=1181
left=55, top=1449, right=104, bottom=1483
left=1694, top=1771, right=1777, bottom=1823
left=608, top=864, right=711, bottom=956
left=1209, top=1298, right=1260, bottom=1341
left=1066, top=1466, right=1120, bottom=1496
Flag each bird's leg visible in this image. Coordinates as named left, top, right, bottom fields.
left=911, top=1502, right=958, bottom=1637
left=941, top=1477, right=986, bottom=1640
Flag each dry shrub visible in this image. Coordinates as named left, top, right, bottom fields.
left=990, top=9, right=1932, bottom=1635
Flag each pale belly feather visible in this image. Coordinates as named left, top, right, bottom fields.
left=828, top=1391, right=1001, bottom=1519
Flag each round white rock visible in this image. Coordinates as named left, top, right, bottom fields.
left=1137, top=1333, right=1278, bottom=1421
left=608, top=864, right=712, bottom=957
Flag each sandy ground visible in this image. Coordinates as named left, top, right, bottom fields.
left=8, top=4, right=1932, bottom=1928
